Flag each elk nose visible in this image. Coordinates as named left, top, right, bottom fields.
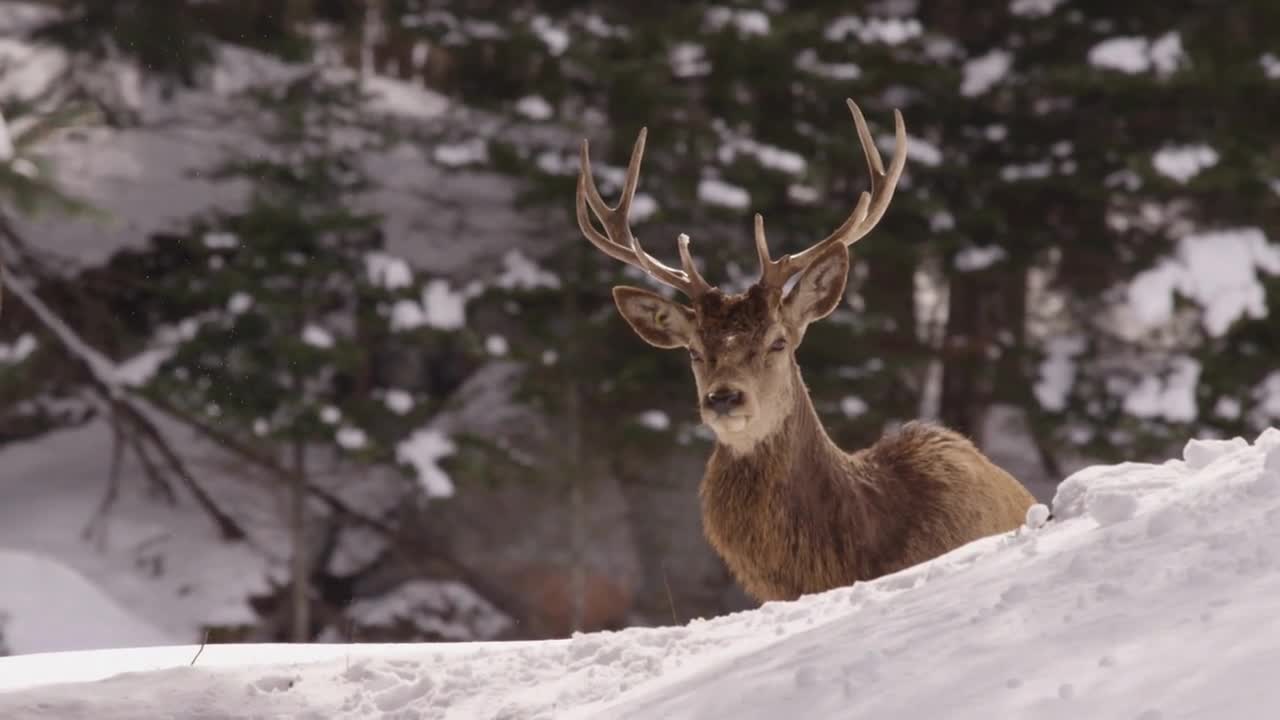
left=704, top=388, right=745, bottom=416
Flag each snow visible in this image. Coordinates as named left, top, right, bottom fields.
left=1089, top=32, right=1185, bottom=77
left=636, top=410, right=671, bottom=431
left=960, top=49, right=1013, bottom=97
left=494, top=249, right=561, bottom=291
left=365, top=251, right=414, bottom=290
left=396, top=428, right=457, bottom=498
left=390, top=279, right=468, bottom=332
left=0, top=420, right=273, bottom=645
left=0, top=333, right=36, bottom=364
left=670, top=43, right=711, bottom=78
left=1123, top=355, right=1200, bottom=423
left=0, top=109, right=13, bottom=162
left=705, top=7, right=771, bottom=36
left=825, top=16, right=923, bottom=46
left=485, top=335, right=509, bottom=357
left=347, top=580, right=511, bottom=641
left=697, top=178, right=750, bottom=210
left=320, top=406, right=342, bottom=424
left=114, top=347, right=175, bottom=387
left=1023, top=503, right=1051, bottom=529
left=1000, top=160, right=1053, bottom=181
left=1035, top=335, right=1085, bottom=411
left=227, top=291, right=254, bottom=314
left=1125, top=227, right=1280, bottom=338
left=362, top=74, right=449, bottom=120
left=954, top=245, right=1007, bottom=271
left=514, top=95, right=554, bottom=121
left=718, top=136, right=807, bottom=176
left=384, top=389, right=414, bottom=415
left=301, top=324, right=335, bottom=349
left=630, top=192, right=659, bottom=221
left=793, top=49, right=861, bottom=80
left=0, top=37, right=70, bottom=102
left=751, top=143, right=807, bottom=175
left=1151, top=144, right=1218, bottom=183
left=433, top=138, right=488, bottom=168
left=0, top=550, right=175, bottom=655
left=787, top=184, right=820, bottom=205
left=1183, top=437, right=1250, bottom=472
left=1010, top=0, right=1065, bottom=18
left=840, top=396, right=868, bottom=418
left=1261, top=53, right=1280, bottom=80
left=5, top=432, right=1280, bottom=717
left=905, top=134, right=943, bottom=167
left=530, top=15, right=569, bottom=56
left=1253, top=372, right=1280, bottom=428
left=336, top=426, right=368, bottom=450
left=202, top=231, right=239, bottom=249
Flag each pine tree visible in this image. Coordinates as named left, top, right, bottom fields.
left=131, top=71, right=478, bottom=640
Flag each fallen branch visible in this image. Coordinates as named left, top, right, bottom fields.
left=2, top=264, right=246, bottom=540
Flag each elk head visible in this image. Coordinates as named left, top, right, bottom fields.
left=576, top=99, right=908, bottom=453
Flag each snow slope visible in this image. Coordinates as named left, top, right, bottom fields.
left=0, top=550, right=173, bottom=655
left=0, top=429, right=1277, bottom=719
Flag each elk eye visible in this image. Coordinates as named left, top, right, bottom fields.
left=768, top=338, right=786, bottom=353
left=689, top=349, right=703, bottom=362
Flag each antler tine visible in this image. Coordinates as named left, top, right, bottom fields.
left=576, top=129, right=712, bottom=298
left=753, top=214, right=771, bottom=268
left=760, top=99, right=908, bottom=288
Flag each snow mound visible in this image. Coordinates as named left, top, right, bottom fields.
left=2, top=430, right=1279, bottom=719
left=0, top=549, right=174, bottom=655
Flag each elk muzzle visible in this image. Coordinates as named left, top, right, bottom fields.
left=704, top=387, right=746, bottom=416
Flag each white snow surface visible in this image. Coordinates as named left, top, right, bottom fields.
left=4, top=430, right=1280, bottom=718
left=0, top=550, right=174, bottom=655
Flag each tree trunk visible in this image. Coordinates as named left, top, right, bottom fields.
left=564, top=269, right=587, bottom=634
left=939, top=269, right=993, bottom=439
left=859, top=250, right=923, bottom=425
left=940, top=264, right=1029, bottom=442
left=289, top=440, right=310, bottom=642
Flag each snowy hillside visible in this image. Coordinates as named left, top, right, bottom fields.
left=0, top=550, right=173, bottom=655
left=1, top=429, right=1277, bottom=719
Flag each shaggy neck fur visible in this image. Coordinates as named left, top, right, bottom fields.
left=695, top=324, right=1037, bottom=604
left=699, top=364, right=874, bottom=600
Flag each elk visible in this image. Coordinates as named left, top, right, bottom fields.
left=575, top=99, right=1037, bottom=603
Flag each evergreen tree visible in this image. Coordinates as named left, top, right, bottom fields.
left=131, top=71, right=479, bottom=640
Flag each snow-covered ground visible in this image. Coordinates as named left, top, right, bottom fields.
left=1, top=429, right=1276, bottom=719
left=0, top=550, right=173, bottom=655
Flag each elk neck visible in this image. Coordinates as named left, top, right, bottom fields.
left=707, top=362, right=848, bottom=488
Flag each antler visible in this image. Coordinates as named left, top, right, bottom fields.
left=577, top=128, right=713, bottom=299
left=757, top=99, right=908, bottom=289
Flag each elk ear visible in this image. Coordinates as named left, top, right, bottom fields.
left=612, top=286, right=696, bottom=349
left=782, top=246, right=850, bottom=329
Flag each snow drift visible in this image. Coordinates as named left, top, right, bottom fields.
left=1, top=429, right=1278, bottom=719
left=0, top=550, right=173, bottom=655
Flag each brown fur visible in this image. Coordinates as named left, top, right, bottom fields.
left=621, top=280, right=1036, bottom=603
left=700, top=369, right=1034, bottom=601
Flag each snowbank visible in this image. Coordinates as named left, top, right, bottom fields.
left=0, top=430, right=1277, bottom=718
left=0, top=550, right=173, bottom=655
